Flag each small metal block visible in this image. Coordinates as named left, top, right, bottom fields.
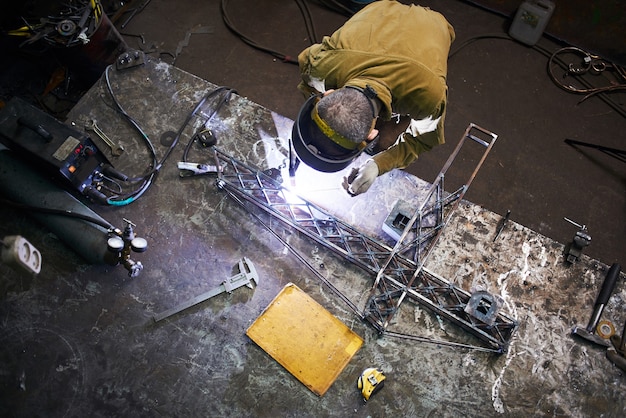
left=464, top=290, right=503, bottom=326
left=116, top=50, right=146, bottom=70
left=382, top=199, right=414, bottom=241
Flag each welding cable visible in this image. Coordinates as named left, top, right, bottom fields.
left=108, top=84, right=235, bottom=205
left=536, top=47, right=625, bottom=118
left=294, top=0, right=318, bottom=44
left=102, top=65, right=235, bottom=205
left=449, top=33, right=626, bottom=119
left=102, top=65, right=158, bottom=179
left=181, top=87, right=237, bottom=162
left=220, top=0, right=317, bottom=64
left=220, top=0, right=297, bottom=63
left=0, top=198, right=117, bottom=232
left=219, top=0, right=362, bottom=63
left=311, top=0, right=355, bottom=17
left=526, top=43, right=626, bottom=119
left=102, top=65, right=157, bottom=206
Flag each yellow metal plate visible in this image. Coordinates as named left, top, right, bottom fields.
left=246, top=283, right=363, bottom=396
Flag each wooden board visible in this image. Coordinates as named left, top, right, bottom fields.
left=246, top=283, right=363, bottom=396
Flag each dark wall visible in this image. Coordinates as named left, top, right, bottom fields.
left=464, top=0, right=626, bottom=65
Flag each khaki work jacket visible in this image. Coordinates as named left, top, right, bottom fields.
left=298, top=0, right=455, bottom=174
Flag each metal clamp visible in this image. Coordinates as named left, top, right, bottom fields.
left=177, top=162, right=221, bottom=177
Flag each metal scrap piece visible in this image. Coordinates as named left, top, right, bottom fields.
left=174, top=26, right=215, bottom=63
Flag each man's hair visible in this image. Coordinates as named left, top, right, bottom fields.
left=316, top=88, right=373, bottom=143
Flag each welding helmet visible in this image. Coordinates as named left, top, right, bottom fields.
left=291, top=87, right=377, bottom=173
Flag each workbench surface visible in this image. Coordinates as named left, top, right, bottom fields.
left=1, top=57, right=624, bottom=417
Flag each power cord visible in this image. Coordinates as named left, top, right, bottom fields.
left=547, top=46, right=626, bottom=105
left=220, top=0, right=326, bottom=65
left=101, top=64, right=237, bottom=205
left=102, top=64, right=157, bottom=205
left=182, top=87, right=237, bottom=162
left=449, top=33, right=626, bottom=119
left=0, top=198, right=118, bottom=232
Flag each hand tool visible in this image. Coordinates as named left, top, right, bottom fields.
left=177, top=161, right=221, bottom=177
left=607, top=318, right=626, bottom=371
left=493, top=209, right=511, bottom=242
left=563, top=217, right=591, bottom=263
left=152, top=257, right=258, bottom=322
left=610, top=318, right=626, bottom=354
left=85, top=119, right=124, bottom=157
left=357, top=368, right=386, bottom=401
left=596, top=319, right=616, bottom=339
left=571, top=263, right=621, bottom=347
left=606, top=347, right=626, bottom=372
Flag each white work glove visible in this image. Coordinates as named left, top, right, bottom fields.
left=342, top=159, right=379, bottom=196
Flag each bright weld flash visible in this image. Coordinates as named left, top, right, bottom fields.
left=282, top=164, right=346, bottom=208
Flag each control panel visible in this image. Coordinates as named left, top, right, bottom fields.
left=0, top=97, right=111, bottom=203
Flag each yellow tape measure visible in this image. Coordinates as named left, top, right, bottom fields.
left=357, top=368, right=386, bottom=401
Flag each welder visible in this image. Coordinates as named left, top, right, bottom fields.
left=292, top=0, right=455, bottom=195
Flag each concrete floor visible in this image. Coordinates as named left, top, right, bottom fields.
left=1, top=0, right=626, bottom=417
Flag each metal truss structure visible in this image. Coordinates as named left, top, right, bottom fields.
left=213, top=124, right=518, bottom=353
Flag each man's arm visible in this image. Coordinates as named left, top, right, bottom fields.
left=342, top=125, right=441, bottom=196
left=372, top=126, right=442, bottom=175
left=342, top=110, right=445, bottom=196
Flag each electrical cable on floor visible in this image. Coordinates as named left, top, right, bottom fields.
left=219, top=0, right=345, bottom=64
left=102, top=63, right=237, bottom=205
left=219, top=1, right=625, bottom=118
left=449, top=33, right=626, bottom=119
left=0, top=198, right=118, bottom=232
left=220, top=0, right=299, bottom=64
left=182, top=87, right=237, bottom=162
left=295, top=0, right=319, bottom=44
left=311, top=0, right=356, bottom=17
left=547, top=46, right=626, bottom=102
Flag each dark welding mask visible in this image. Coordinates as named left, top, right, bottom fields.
left=291, top=86, right=377, bottom=173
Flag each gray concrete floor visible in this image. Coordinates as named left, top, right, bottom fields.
left=1, top=1, right=626, bottom=417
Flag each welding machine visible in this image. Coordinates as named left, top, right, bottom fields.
left=0, top=97, right=119, bottom=204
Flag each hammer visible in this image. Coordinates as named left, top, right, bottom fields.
left=571, top=263, right=621, bottom=347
